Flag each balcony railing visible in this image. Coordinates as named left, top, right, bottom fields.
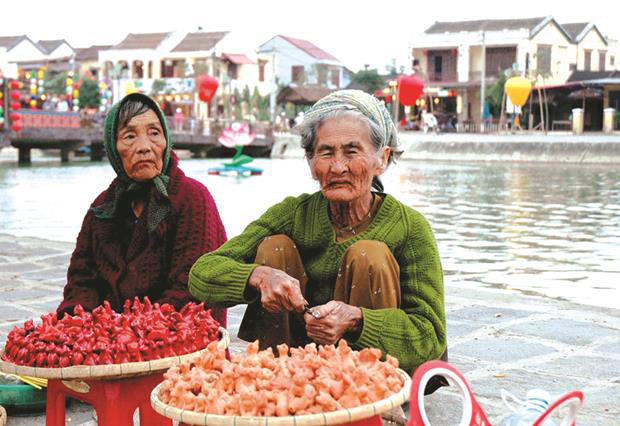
left=428, top=71, right=457, bottom=83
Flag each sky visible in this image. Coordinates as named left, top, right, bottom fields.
left=3, top=0, right=619, bottom=72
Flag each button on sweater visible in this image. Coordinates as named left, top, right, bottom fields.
left=189, top=191, right=446, bottom=372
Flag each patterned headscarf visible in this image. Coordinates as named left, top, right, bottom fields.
left=303, top=89, right=400, bottom=160
left=91, top=93, right=172, bottom=232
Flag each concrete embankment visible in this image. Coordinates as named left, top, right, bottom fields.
left=272, top=131, right=620, bottom=163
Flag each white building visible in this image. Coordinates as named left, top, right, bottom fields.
left=37, top=39, right=75, bottom=60
left=409, top=16, right=616, bottom=127
left=0, top=35, right=47, bottom=78
left=257, top=35, right=350, bottom=89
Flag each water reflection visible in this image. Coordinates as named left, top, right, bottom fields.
left=1, top=154, right=619, bottom=308
left=394, top=162, right=620, bottom=309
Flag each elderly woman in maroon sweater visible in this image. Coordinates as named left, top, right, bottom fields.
left=57, top=93, right=227, bottom=326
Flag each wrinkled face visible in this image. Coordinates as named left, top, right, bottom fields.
left=116, top=109, right=166, bottom=181
left=309, top=117, right=390, bottom=203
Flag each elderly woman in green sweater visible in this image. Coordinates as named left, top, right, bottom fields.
left=189, top=90, right=446, bottom=373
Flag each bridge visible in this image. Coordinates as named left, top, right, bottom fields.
left=0, top=112, right=275, bottom=164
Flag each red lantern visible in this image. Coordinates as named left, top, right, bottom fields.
left=10, top=102, right=21, bottom=110
left=197, top=75, right=218, bottom=103
left=398, top=75, right=425, bottom=106
left=10, top=113, right=21, bottom=122
left=10, top=92, right=20, bottom=101
left=12, top=122, right=22, bottom=132
left=9, top=80, right=20, bottom=90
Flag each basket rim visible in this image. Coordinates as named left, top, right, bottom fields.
left=0, top=327, right=229, bottom=380
left=150, top=367, right=411, bottom=426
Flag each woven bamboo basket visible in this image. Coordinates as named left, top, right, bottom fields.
left=0, top=328, right=229, bottom=381
left=150, top=368, right=411, bottom=426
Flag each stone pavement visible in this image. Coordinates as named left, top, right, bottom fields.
left=1, top=233, right=619, bottom=425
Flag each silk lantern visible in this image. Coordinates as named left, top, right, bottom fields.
left=197, top=75, right=218, bottom=103
left=505, top=76, right=532, bottom=107
left=398, top=75, right=425, bottom=106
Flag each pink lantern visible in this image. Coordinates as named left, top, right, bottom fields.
left=398, top=75, right=425, bottom=106
left=197, top=75, right=219, bottom=103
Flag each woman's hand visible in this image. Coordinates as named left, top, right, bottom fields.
left=304, top=301, right=363, bottom=345
left=248, top=266, right=307, bottom=313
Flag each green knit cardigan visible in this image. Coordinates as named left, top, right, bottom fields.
left=189, top=192, right=446, bottom=371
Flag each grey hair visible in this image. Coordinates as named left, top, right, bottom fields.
left=116, top=99, right=152, bottom=136
left=298, top=108, right=395, bottom=192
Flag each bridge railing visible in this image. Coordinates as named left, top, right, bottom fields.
left=14, top=110, right=81, bottom=129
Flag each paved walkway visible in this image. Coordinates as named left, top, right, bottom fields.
left=0, top=233, right=618, bottom=425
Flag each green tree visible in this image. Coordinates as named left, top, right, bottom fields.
left=44, top=71, right=69, bottom=97
left=78, top=78, right=101, bottom=109
left=485, top=71, right=508, bottom=117
left=150, top=79, right=166, bottom=96
left=242, top=85, right=251, bottom=104
left=352, top=69, right=385, bottom=94
left=233, top=88, right=243, bottom=121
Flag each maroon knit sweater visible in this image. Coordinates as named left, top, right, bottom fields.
left=57, top=154, right=228, bottom=327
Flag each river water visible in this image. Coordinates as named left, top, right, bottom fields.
left=1, top=150, right=619, bottom=309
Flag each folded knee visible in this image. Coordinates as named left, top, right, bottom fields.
left=257, top=234, right=297, bottom=256
left=344, top=240, right=393, bottom=267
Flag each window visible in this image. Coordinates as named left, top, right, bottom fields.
left=330, top=68, right=340, bottom=87
left=486, top=46, right=517, bottom=75
left=291, top=65, right=304, bottom=83
left=160, top=60, right=174, bottom=78
left=584, top=50, right=591, bottom=71
left=227, top=63, right=238, bottom=80
left=611, top=56, right=616, bottom=66
left=434, top=55, right=443, bottom=74
left=258, top=61, right=266, bottom=82
left=599, top=51, right=607, bottom=71
left=536, top=45, right=551, bottom=73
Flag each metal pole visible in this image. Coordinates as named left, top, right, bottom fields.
left=480, top=31, right=486, bottom=132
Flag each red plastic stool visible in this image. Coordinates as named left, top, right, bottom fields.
left=46, top=373, right=171, bottom=426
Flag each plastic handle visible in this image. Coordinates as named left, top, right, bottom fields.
left=408, top=360, right=491, bottom=426
left=533, top=390, right=584, bottom=426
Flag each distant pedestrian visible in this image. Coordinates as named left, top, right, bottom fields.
left=174, top=107, right=185, bottom=132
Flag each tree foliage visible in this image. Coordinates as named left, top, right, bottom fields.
left=351, top=69, right=385, bottom=94
left=44, top=71, right=68, bottom=97
left=485, top=72, right=508, bottom=117
left=78, top=78, right=101, bottom=109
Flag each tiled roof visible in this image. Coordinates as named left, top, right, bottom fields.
left=567, top=70, right=620, bottom=82
left=114, top=32, right=170, bottom=50
left=223, top=53, right=255, bottom=65
left=276, top=84, right=333, bottom=104
left=171, top=31, right=228, bottom=52
left=75, top=45, right=113, bottom=61
left=562, top=23, right=590, bottom=43
left=0, top=35, right=27, bottom=50
left=37, top=39, right=70, bottom=53
left=425, top=17, right=547, bottom=34
left=279, top=35, right=339, bottom=61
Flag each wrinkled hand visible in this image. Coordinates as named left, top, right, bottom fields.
left=248, top=266, right=307, bottom=313
left=304, top=301, right=363, bottom=345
